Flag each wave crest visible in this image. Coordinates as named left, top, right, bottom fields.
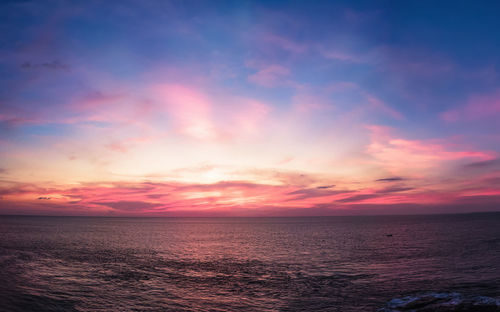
left=379, top=292, right=500, bottom=311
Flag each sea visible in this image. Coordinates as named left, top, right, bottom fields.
left=0, top=213, right=499, bottom=311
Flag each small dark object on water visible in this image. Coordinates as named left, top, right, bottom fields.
left=386, top=234, right=393, bottom=237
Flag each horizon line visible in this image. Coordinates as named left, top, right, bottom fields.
left=1, top=210, right=499, bottom=219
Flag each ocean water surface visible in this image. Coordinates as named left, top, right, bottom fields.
left=0, top=213, right=499, bottom=311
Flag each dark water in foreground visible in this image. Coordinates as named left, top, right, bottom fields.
left=0, top=213, right=499, bottom=311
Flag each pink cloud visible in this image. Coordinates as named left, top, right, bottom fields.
left=289, top=82, right=360, bottom=115
left=320, top=48, right=367, bottom=63
left=290, top=82, right=403, bottom=120
left=154, top=84, right=217, bottom=140
left=59, top=90, right=150, bottom=127
left=277, top=156, right=294, bottom=165
left=441, top=89, right=500, bottom=122
left=2, top=176, right=500, bottom=216
left=365, top=125, right=495, bottom=176
left=291, top=91, right=333, bottom=114
left=248, top=64, right=290, bottom=87
left=229, top=99, right=270, bottom=135
left=0, top=114, right=37, bottom=127
left=74, top=92, right=124, bottom=110
left=106, top=136, right=153, bottom=153
left=440, top=110, right=460, bottom=122
left=262, top=33, right=307, bottom=54
left=0, top=180, right=293, bottom=215
left=154, top=83, right=273, bottom=141
left=0, top=177, right=357, bottom=216
left=364, top=93, right=405, bottom=120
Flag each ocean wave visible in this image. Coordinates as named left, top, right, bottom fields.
left=379, top=292, right=500, bottom=311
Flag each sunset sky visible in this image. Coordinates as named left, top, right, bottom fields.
left=1, top=0, right=500, bottom=216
